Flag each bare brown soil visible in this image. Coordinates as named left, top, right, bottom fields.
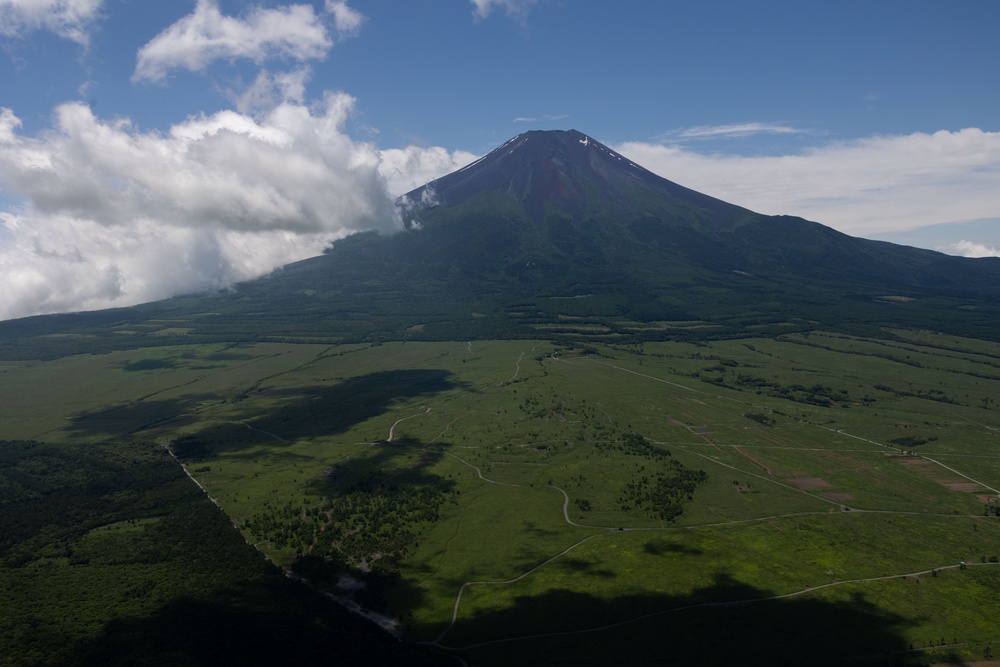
left=893, top=455, right=986, bottom=494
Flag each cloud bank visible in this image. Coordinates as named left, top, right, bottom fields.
left=616, top=128, right=1000, bottom=237
left=0, top=93, right=410, bottom=320
left=0, top=0, right=103, bottom=45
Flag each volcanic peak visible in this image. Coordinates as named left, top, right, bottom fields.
left=400, top=129, right=747, bottom=229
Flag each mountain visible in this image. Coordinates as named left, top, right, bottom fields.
left=400, top=129, right=750, bottom=230
left=2, top=129, right=1000, bottom=358
left=395, top=129, right=999, bottom=297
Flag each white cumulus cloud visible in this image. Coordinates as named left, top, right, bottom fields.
left=233, top=68, right=311, bottom=114
left=0, top=92, right=408, bottom=320
left=940, top=240, right=1000, bottom=258
left=326, top=0, right=364, bottom=37
left=616, top=128, right=1000, bottom=237
left=379, top=145, right=478, bottom=197
left=133, top=0, right=363, bottom=84
left=0, top=0, right=103, bottom=45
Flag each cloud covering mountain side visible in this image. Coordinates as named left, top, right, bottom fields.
left=0, top=93, right=468, bottom=321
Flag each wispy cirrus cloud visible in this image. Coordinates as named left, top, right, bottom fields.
left=133, top=0, right=363, bottom=84
left=513, top=113, right=569, bottom=123
left=616, top=127, right=1000, bottom=237
left=665, top=122, right=807, bottom=140
left=0, top=0, right=103, bottom=46
left=470, top=0, right=540, bottom=21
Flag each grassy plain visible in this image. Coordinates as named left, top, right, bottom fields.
left=3, top=331, right=1000, bottom=665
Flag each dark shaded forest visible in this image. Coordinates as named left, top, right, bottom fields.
left=0, top=440, right=451, bottom=666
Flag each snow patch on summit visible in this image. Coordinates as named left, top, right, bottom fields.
left=579, top=136, right=590, bottom=146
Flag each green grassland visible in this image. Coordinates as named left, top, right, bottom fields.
left=4, top=331, right=1000, bottom=664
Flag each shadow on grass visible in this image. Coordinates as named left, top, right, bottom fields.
left=175, top=369, right=461, bottom=460
left=448, top=572, right=934, bottom=666
left=121, top=358, right=178, bottom=372
left=67, top=368, right=463, bottom=456
left=235, top=369, right=463, bottom=439
left=64, top=393, right=220, bottom=440
left=642, top=537, right=703, bottom=556
left=557, top=557, right=616, bottom=578
left=303, top=439, right=455, bottom=497
left=69, top=580, right=454, bottom=667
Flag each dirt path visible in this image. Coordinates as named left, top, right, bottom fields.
left=813, top=423, right=1000, bottom=499
left=922, top=455, right=1000, bottom=496
left=431, top=450, right=628, bottom=645
left=387, top=407, right=431, bottom=441
left=241, top=421, right=290, bottom=442
left=498, top=352, right=525, bottom=385
left=162, top=443, right=220, bottom=509
left=584, top=359, right=706, bottom=394
left=442, top=451, right=520, bottom=487
left=664, top=440, right=844, bottom=509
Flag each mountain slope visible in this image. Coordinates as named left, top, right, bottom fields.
left=400, top=129, right=1000, bottom=299
left=400, top=129, right=750, bottom=230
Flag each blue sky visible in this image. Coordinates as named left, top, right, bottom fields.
left=0, top=0, right=998, bottom=319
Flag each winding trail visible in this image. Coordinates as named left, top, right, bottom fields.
left=431, top=532, right=611, bottom=645
left=387, top=407, right=431, bottom=441
left=443, top=451, right=520, bottom=487
left=433, top=445, right=627, bottom=645
left=500, top=352, right=526, bottom=385
left=241, top=422, right=290, bottom=443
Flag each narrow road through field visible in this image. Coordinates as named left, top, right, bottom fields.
left=429, top=531, right=610, bottom=646
left=921, top=455, right=1000, bottom=496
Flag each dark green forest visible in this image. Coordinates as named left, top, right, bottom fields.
left=0, top=440, right=449, bottom=666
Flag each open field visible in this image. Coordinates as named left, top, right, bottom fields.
left=3, top=331, right=1000, bottom=664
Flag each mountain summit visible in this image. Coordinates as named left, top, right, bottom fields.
left=401, top=129, right=747, bottom=230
